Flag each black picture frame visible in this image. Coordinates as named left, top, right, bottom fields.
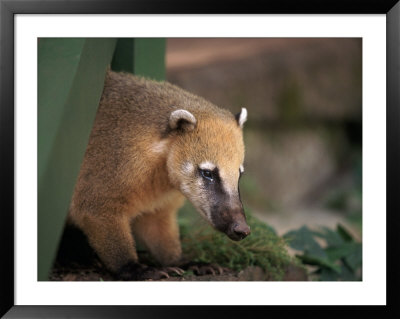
left=1, top=1, right=399, bottom=318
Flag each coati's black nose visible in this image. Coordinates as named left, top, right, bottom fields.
left=232, top=223, right=251, bottom=240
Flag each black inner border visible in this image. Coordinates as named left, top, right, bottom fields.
left=1, top=0, right=399, bottom=318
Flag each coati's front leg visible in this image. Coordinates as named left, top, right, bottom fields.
left=80, top=214, right=167, bottom=280
left=131, top=207, right=182, bottom=267
left=132, top=209, right=228, bottom=277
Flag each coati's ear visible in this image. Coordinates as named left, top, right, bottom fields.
left=235, top=107, right=248, bottom=128
left=169, top=109, right=197, bottom=132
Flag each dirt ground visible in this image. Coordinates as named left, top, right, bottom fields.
left=50, top=260, right=307, bottom=282
left=50, top=246, right=307, bottom=282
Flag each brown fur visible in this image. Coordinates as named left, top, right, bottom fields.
left=67, top=70, right=246, bottom=275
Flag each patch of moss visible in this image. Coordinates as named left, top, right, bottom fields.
left=179, top=205, right=296, bottom=280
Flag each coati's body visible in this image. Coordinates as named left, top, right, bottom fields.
left=67, top=70, right=249, bottom=279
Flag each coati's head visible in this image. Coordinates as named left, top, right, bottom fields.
left=166, top=106, right=250, bottom=241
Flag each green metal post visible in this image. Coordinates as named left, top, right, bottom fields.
left=38, top=37, right=166, bottom=280
left=38, top=38, right=117, bottom=280
left=111, top=38, right=166, bottom=81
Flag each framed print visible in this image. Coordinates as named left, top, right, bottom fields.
left=1, top=0, right=399, bottom=318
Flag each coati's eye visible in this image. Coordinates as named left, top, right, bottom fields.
left=200, top=169, right=214, bottom=182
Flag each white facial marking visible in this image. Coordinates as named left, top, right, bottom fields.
left=199, top=161, right=216, bottom=171
left=238, top=107, right=248, bottom=128
left=151, top=140, right=168, bottom=154
left=182, top=162, right=194, bottom=175
left=180, top=183, right=191, bottom=195
left=240, top=164, right=244, bottom=174
left=223, top=185, right=234, bottom=197
left=180, top=181, right=211, bottom=220
left=219, top=168, right=236, bottom=197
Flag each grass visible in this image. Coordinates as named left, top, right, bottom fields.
left=178, top=203, right=296, bottom=280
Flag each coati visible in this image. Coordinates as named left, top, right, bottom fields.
left=64, top=70, right=250, bottom=280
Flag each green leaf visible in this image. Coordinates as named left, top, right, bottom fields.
left=296, top=254, right=341, bottom=273
left=284, top=226, right=326, bottom=259
left=339, top=264, right=359, bottom=281
left=344, top=243, right=362, bottom=271
left=319, top=264, right=359, bottom=281
left=325, top=242, right=359, bottom=262
left=320, top=268, right=340, bottom=281
left=337, top=224, right=354, bottom=242
left=312, top=227, right=345, bottom=247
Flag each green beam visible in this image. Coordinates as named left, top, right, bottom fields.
left=111, top=38, right=166, bottom=81
left=110, top=38, right=135, bottom=73
left=133, top=38, right=166, bottom=80
left=38, top=38, right=117, bottom=280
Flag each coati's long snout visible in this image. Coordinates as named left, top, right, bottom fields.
left=211, top=204, right=251, bottom=241
left=167, top=107, right=250, bottom=243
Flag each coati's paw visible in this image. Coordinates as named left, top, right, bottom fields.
left=182, top=262, right=226, bottom=276
left=162, top=267, right=185, bottom=277
left=116, top=262, right=184, bottom=281
left=143, top=267, right=185, bottom=280
left=190, top=264, right=224, bottom=276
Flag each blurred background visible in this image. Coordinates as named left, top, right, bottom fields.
left=166, top=38, right=362, bottom=239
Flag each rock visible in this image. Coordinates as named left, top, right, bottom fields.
left=282, top=264, right=308, bottom=281
left=237, top=266, right=267, bottom=281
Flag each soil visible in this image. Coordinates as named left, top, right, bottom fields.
left=50, top=263, right=307, bottom=282
left=50, top=252, right=307, bottom=282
